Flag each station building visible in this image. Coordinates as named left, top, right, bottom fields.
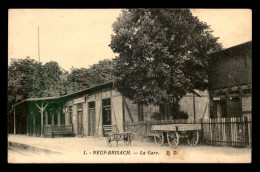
left=12, top=81, right=209, bottom=138
left=208, top=41, right=252, bottom=118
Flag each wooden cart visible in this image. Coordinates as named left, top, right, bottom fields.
left=106, top=132, right=133, bottom=147
left=151, top=124, right=201, bottom=147
left=103, top=125, right=133, bottom=147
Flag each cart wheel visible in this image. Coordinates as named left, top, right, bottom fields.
left=187, top=131, right=199, bottom=146
left=154, top=131, right=164, bottom=146
left=107, top=136, right=112, bottom=147
left=167, top=131, right=179, bottom=147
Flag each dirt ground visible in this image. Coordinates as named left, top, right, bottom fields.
left=8, top=134, right=251, bottom=163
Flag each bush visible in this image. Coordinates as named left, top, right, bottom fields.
left=150, top=110, right=189, bottom=120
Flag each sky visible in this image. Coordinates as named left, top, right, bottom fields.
left=8, top=9, right=252, bottom=71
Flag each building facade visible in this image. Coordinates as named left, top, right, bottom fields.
left=12, top=82, right=156, bottom=137
left=208, top=41, right=252, bottom=118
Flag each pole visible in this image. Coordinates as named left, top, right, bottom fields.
left=38, top=27, right=40, bottom=63
left=33, top=112, right=36, bottom=137
left=193, top=94, right=196, bottom=122
left=52, top=109, right=54, bottom=126
left=41, top=101, right=44, bottom=137
left=57, top=108, right=61, bottom=126
left=27, top=111, right=29, bottom=136
left=41, top=109, right=43, bottom=137
left=45, top=111, right=48, bottom=125
left=14, top=107, right=16, bottom=135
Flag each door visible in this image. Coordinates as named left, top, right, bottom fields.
left=77, top=111, right=83, bottom=136
left=89, top=109, right=96, bottom=136
left=77, top=104, right=83, bottom=136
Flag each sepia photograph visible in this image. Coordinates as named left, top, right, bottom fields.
left=8, top=8, right=252, bottom=163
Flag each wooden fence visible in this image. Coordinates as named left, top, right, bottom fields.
left=124, top=117, right=252, bottom=148
left=201, top=117, right=252, bottom=148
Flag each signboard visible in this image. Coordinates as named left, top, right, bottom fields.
left=242, top=96, right=252, bottom=112
left=74, top=96, right=86, bottom=104
left=66, top=100, right=73, bottom=106
left=213, top=97, right=221, bottom=101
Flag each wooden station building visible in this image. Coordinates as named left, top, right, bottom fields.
left=12, top=80, right=210, bottom=138
left=12, top=82, right=159, bottom=137
left=208, top=41, right=252, bottom=118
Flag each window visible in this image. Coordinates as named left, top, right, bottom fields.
left=89, top=102, right=95, bottom=109
left=102, top=98, right=111, bottom=107
left=77, top=103, right=83, bottom=111
left=102, top=99, right=111, bottom=125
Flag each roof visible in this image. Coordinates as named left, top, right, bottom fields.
left=210, top=41, right=252, bottom=59
left=12, top=81, right=114, bottom=107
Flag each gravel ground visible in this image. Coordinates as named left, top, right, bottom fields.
left=8, top=134, right=251, bottom=163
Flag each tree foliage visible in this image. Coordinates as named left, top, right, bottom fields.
left=8, top=57, right=68, bottom=108
left=8, top=57, right=115, bottom=109
left=66, top=59, right=115, bottom=93
left=110, top=9, right=222, bottom=107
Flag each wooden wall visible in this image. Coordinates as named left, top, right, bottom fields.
left=209, top=42, right=252, bottom=90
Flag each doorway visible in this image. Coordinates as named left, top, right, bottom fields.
left=213, top=100, right=227, bottom=118
left=77, top=103, right=83, bottom=136
left=88, top=102, right=96, bottom=136
left=102, top=98, right=111, bottom=125
left=227, top=97, right=242, bottom=117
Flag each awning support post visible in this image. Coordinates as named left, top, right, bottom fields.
left=13, top=106, right=16, bottom=135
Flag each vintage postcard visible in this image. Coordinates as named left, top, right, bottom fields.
left=8, top=8, right=252, bottom=163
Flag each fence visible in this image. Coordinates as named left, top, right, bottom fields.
left=124, top=116, right=252, bottom=148
left=201, top=117, right=252, bottom=148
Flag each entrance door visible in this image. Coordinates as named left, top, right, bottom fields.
left=89, top=109, right=95, bottom=136
left=77, top=104, right=83, bottom=136
left=88, top=102, right=96, bottom=136
left=77, top=111, right=83, bottom=136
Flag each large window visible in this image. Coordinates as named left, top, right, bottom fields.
left=102, top=98, right=111, bottom=125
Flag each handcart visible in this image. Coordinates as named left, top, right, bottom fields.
left=103, top=125, right=133, bottom=147
left=151, top=124, right=201, bottom=147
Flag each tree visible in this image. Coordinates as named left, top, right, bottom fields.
left=8, top=57, right=70, bottom=133
left=66, top=67, right=93, bottom=93
left=8, top=57, right=39, bottom=103
left=66, top=59, right=115, bottom=93
left=8, top=57, right=40, bottom=133
left=41, top=61, right=67, bottom=97
left=88, top=59, right=115, bottom=84
left=110, top=9, right=222, bottom=118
